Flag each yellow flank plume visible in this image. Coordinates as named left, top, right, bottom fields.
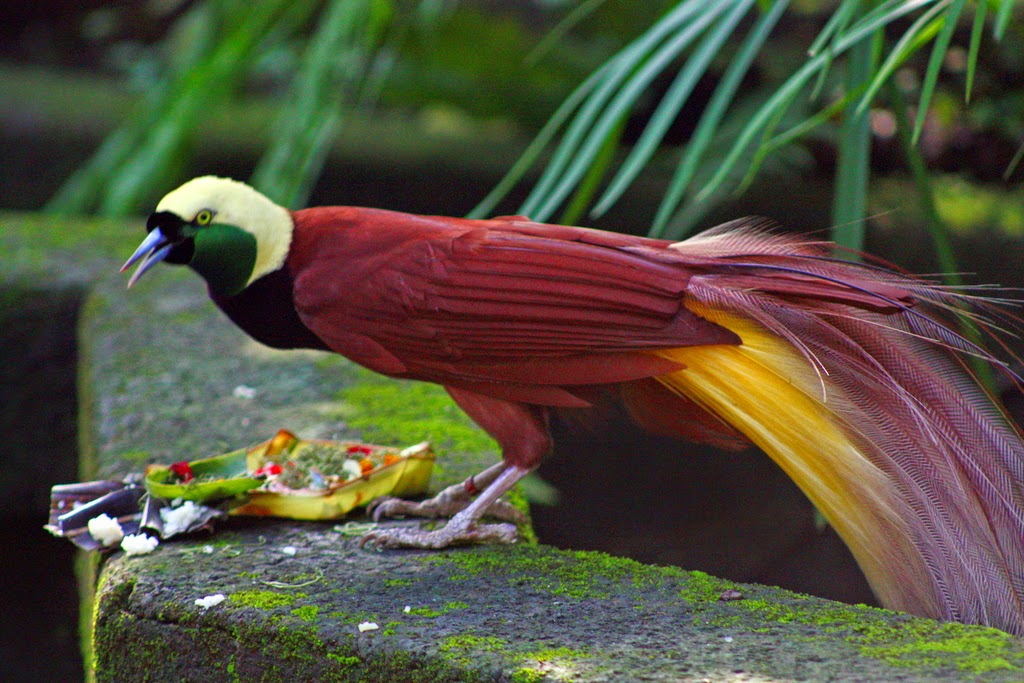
left=652, top=303, right=939, bottom=617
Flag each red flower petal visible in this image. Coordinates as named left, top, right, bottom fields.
left=169, top=461, right=194, bottom=483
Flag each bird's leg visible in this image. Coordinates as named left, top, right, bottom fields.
left=360, top=464, right=533, bottom=549
left=368, top=461, right=525, bottom=523
left=360, top=387, right=551, bottom=549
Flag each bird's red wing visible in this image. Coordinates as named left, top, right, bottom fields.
left=289, top=209, right=738, bottom=390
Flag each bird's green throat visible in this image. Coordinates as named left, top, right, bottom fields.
left=189, top=223, right=258, bottom=297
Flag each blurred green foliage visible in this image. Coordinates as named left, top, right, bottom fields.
left=44, top=0, right=607, bottom=215
left=476, top=0, right=1024, bottom=252
left=44, top=0, right=1024, bottom=277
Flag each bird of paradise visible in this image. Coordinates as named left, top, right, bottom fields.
left=124, top=176, right=1024, bottom=635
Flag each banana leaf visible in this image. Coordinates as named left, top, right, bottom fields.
left=143, top=429, right=435, bottom=520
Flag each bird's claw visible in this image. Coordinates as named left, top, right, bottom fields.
left=368, top=488, right=526, bottom=525
left=358, top=519, right=518, bottom=550
left=367, top=496, right=420, bottom=522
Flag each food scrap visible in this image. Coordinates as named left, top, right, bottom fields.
left=195, top=594, right=226, bottom=609
left=46, top=430, right=435, bottom=550
left=87, top=513, right=124, bottom=547
left=121, top=534, right=159, bottom=556
left=160, top=500, right=206, bottom=536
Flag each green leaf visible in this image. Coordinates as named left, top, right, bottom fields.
left=755, top=86, right=865, bottom=165
left=853, top=0, right=950, bottom=120
left=496, top=0, right=730, bottom=221
left=520, top=0, right=733, bottom=222
left=466, top=64, right=608, bottom=219
left=809, top=0, right=864, bottom=57
left=649, top=0, right=789, bottom=236
left=525, top=0, right=609, bottom=66
left=995, top=0, right=1015, bottom=40
left=836, top=0, right=940, bottom=51
left=592, top=0, right=757, bottom=219
left=735, top=84, right=804, bottom=196
left=45, top=3, right=222, bottom=215
left=832, top=27, right=880, bottom=253
left=252, top=0, right=382, bottom=208
left=807, top=1, right=863, bottom=101
left=145, top=448, right=263, bottom=503
left=98, top=0, right=297, bottom=216
left=912, top=0, right=966, bottom=145
left=559, top=111, right=627, bottom=226
left=692, top=56, right=821, bottom=204
left=965, top=0, right=988, bottom=103
left=516, top=53, right=637, bottom=221
left=1005, top=143, right=1024, bottom=181
left=693, top=0, right=942, bottom=206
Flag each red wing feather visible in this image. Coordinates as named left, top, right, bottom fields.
left=289, top=208, right=738, bottom=385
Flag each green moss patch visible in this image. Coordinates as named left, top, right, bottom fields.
left=433, top=545, right=685, bottom=601
left=705, top=591, right=1024, bottom=676
left=337, top=368, right=498, bottom=457
left=229, top=590, right=299, bottom=610
left=679, top=570, right=738, bottom=605
left=857, top=621, right=1022, bottom=675
left=290, top=605, right=319, bottom=622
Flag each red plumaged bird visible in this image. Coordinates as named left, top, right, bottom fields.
left=123, top=176, right=1024, bottom=635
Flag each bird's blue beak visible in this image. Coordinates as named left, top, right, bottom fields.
left=121, top=229, right=173, bottom=288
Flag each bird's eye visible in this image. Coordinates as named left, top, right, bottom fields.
left=195, top=209, right=214, bottom=226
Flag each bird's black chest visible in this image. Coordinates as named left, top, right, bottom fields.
left=210, top=267, right=329, bottom=351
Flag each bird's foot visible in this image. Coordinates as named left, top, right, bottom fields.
left=361, top=464, right=530, bottom=550
left=368, top=480, right=525, bottom=525
left=359, top=514, right=518, bottom=550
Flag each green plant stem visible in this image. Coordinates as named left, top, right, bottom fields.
left=831, top=28, right=879, bottom=254
left=887, top=83, right=959, bottom=282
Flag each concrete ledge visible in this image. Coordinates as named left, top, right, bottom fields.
left=6, top=210, right=1024, bottom=681
left=95, top=524, right=1024, bottom=682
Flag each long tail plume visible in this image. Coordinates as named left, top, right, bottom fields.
left=651, top=222, right=1024, bottom=634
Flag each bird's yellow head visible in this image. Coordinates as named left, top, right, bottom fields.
left=122, top=176, right=293, bottom=296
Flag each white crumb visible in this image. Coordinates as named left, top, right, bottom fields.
left=160, top=500, right=204, bottom=536
left=121, top=534, right=159, bottom=556
left=195, top=594, right=226, bottom=609
left=87, top=514, right=124, bottom=546
left=281, top=546, right=297, bottom=556
left=233, top=385, right=257, bottom=399
left=357, top=621, right=379, bottom=633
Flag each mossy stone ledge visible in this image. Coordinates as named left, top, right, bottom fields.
left=6, top=210, right=1024, bottom=681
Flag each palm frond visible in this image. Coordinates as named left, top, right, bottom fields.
left=651, top=0, right=789, bottom=237
left=485, top=0, right=1018, bottom=251
left=518, top=0, right=739, bottom=223
left=913, top=0, right=966, bottom=143
left=965, top=0, right=987, bottom=102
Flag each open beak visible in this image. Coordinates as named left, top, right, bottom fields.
left=121, top=229, right=174, bottom=288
